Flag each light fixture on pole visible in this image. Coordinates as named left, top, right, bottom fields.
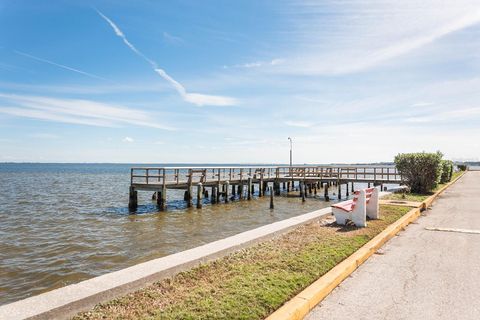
left=288, top=137, right=292, bottom=167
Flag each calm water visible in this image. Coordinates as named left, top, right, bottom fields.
left=0, top=163, right=364, bottom=305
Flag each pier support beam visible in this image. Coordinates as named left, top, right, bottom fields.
left=186, top=186, right=193, bottom=208
left=259, top=178, right=264, bottom=197
left=128, top=186, right=138, bottom=211
left=302, top=183, right=306, bottom=202
left=160, top=186, right=166, bottom=211
left=231, top=184, right=236, bottom=197
left=247, top=178, right=252, bottom=200
left=239, top=184, right=244, bottom=200
left=346, top=183, right=349, bottom=197
left=324, top=183, right=330, bottom=201
left=211, top=186, right=217, bottom=203
left=196, top=183, right=203, bottom=209
left=338, top=181, right=342, bottom=200
left=270, top=186, right=274, bottom=209
left=225, top=181, right=230, bottom=203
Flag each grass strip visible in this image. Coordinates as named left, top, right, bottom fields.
left=384, top=171, right=464, bottom=202
left=74, top=205, right=410, bottom=320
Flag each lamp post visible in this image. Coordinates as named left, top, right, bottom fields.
left=288, top=137, right=293, bottom=168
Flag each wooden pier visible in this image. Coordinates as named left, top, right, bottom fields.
left=128, top=165, right=403, bottom=211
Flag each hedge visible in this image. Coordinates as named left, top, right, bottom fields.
left=440, top=160, right=454, bottom=183
left=394, top=152, right=443, bottom=194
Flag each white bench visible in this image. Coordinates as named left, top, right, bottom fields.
left=331, top=187, right=380, bottom=227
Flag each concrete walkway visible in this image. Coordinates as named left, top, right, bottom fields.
left=306, top=171, right=480, bottom=320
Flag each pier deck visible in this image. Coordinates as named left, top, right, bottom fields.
left=128, top=166, right=403, bottom=211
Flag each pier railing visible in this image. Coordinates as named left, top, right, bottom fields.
left=131, top=165, right=402, bottom=186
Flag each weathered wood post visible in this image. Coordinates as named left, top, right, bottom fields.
left=351, top=182, right=354, bottom=192
left=346, top=183, right=349, bottom=197
left=187, top=185, right=193, bottom=207
left=239, top=184, right=244, bottom=200
left=314, top=183, right=317, bottom=195
left=231, top=184, right=236, bottom=196
left=247, top=177, right=252, bottom=200
left=324, top=183, right=330, bottom=201
left=368, top=182, right=371, bottom=188
left=128, top=186, right=138, bottom=211
left=225, top=181, right=230, bottom=203
left=283, top=182, right=286, bottom=190
left=211, top=186, right=217, bottom=203
left=216, top=183, right=221, bottom=202
left=337, top=181, right=342, bottom=200
left=302, top=183, right=306, bottom=202
left=197, top=183, right=203, bottom=209
left=287, top=181, right=290, bottom=192
left=308, top=183, right=312, bottom=195
left=270, top=186, right=274, bottom=209
left=160, top=185, right=167, bottom=211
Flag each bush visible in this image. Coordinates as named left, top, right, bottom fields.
left=457, top=164, right=467, bottom=171
left=394, top=152, right=443, bottom=194
left=440, top=160, right=454, bottom=183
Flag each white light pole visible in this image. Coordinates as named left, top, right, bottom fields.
left=288, top=137, right=293, bottom=168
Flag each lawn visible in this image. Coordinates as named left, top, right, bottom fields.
left=75, top=205, right=411, bottom=320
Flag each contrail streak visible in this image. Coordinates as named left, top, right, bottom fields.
left=95, top=9, right=237, bottom=106
left=14, top=50, right=108, bottom=81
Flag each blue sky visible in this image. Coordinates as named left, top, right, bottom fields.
left=1, top=0, right=479, bottom=163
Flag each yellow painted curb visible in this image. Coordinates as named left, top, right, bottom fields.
left=265, top=171, right=466, bottom=320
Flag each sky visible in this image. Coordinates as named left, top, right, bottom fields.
left=1, top=0, right=480, bottom=163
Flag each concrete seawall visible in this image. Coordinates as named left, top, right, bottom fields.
left=0, top=207, right=335, bottom=320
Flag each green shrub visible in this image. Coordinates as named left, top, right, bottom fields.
left=440, top=160, right=454, bottom=183
left=457, top=164, right=467, bottom=171
left=394, top=152, right=443, bottom=194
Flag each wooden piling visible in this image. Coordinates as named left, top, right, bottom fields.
left=346, top=183, right=349, bottom=197
left=160, top=185, right=166, bottom=211
left=338, top=182, right=342, bottom=200
left=324, top=183, right=330, bottom=201
left=186, top=186, right=193, bottom=207
left=302, top=183, right=306, bottom=202
left=196, top=183, right=203, bottom=209
left=225, top=181, right=230, bottom=203
left=211, top=186, right=217, bottom=203
left=270, top=186, right=274, bottom=209
left=239, top=184, right=244, bottom=200
left=247, top=178, right=252, bottom=200
left=231, top=184, right=236, bottom=196
left=216, top=183, right=221, bottom=202
left=128, top=186, right=137, bottom=211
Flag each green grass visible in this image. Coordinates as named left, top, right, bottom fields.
left=384, top=171, right=464, bottom=202
left=75, top=205, right=410, bottom=320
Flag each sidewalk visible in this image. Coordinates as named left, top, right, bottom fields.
left=306, top=171, right=480, bottom=320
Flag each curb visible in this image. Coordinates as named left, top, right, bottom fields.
left=265, top=171, right=466, bottom=320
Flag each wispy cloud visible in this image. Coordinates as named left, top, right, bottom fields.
left=163, top=32, right=184, bottom=45
left=224, top=58, right=285, bottom=69
left=95, top=9, right=238, bottom=106
left=14, top=50, right=108, bottom=81
left=122, top=136, right=134, bottom=143
left=274, top=0, right=480, bottom=75
left=0, top=93, right=174, bottom=130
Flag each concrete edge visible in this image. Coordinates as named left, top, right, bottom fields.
left=0, top=207, right=334, bottom=320
left=265, top=172, right=466, bottom=320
